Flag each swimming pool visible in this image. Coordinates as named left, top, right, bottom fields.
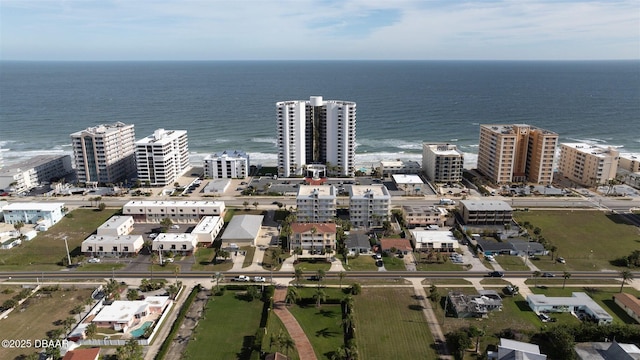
left=130, top=321, right=153, bottom=338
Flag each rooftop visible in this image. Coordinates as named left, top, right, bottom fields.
left=380, top=238, right=412, bottom=251
left=291, top=222, right=337, bottom=234
left=221, top=214, right=264, bottom=240
left=349, top=184, right=390, bottom=198
left=460, top=200, right=513, bottom=212
left=527, top=292, right=612, bottom=320
left=135, top=129, right=187, bottom=145
left=391, top=174, right=423, bottom=184
left=297, top=185, right=336, bottom=198
left=423, top=143, right=464, bottom=156
left=191, top=216, right=223, bottom=234
left=410, top=230, right=458, bottom=244
left=3, top=202, right=65, bottom=211
left=561, top=143, right=620, bottom=158
left=98, top=216, right=133, bottom=231
left=0, top=154, right=71, bottom=175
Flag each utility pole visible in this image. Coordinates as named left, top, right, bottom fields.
left=63, top=236, right=71, bottom=266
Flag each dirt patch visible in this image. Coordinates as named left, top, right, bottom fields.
left=163, top=289, right=210, bottom=359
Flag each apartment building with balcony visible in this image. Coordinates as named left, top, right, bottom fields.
left=477, top=124, right=558, bottom=184
left=296, top=185, right=336, bottom=223
left=0, top=155, right=73, bottom=194
left=558, top=143, right=620, bottom=187
left=203, top=150, right=249, bottom=179
left=458, top=200, right=513, bottom=225
left=378, top=160, right=421, bottom=177
left=401, top=205, right=448, bottom=228
left=135, top=129, right=190, bottom=186
left=348, top=185, right=391, bottom=228
left=276, top=96, right=356, bottom=177
left=422, top=143, right=464, bottom=182
left=122, top=200, right=225, bottom=223
left=289, top=222, right=337, bottom=252
left=70, top=122, right=137, bottom=185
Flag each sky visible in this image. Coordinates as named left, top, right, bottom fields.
left=1, top=0, right=639, bottom=61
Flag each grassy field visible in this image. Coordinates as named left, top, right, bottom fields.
left=191, top=247, right=233, bottom=271
left=513, top=211, right=640, bottom=271
left=415, top=261, right=467, bottom=271
left=183, top=290, right=264, bottom=359
left=294, top=260, right=331, bottom=272
left=433, top=287, right=540, bottom=359
left=493, top=255, right=529, bottom=271
left=289, top=304, right=344, bottom=360
left=529, top=286, right=640, bottom=325
left=353, top=288, right=437, bottom=360
left=342, top=254, right=377, bottom=271
left=0, top=208, right=119, bottom=270
left=242, top=246, right=255, bottom=268
left=0, top=287, right=94, bottom=360
left=381, top=256, right=406, bottom=270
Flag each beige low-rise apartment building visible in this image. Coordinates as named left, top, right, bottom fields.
left=422, top=143, right=464, bottom=183
left=558, top=143, right=619, bottom=187
left=152, top=233, right=198, bottom=256
left=81, top=235, right=144, bottom=257
left=477, top=124, right=557, bottom=184
left=122, top=200, right=225, bottom=223
left=618, top=154, right=639, bottom=173
left=289, top=222, right=337, bottom=252
left=97, top=216, right=135, bottom=236
left=401, top=205, right=448, bottom=228
left=458, top=200, right=513, bottom=225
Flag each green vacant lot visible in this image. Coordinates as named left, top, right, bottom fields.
left=184, top=290, right=264, bottom=359
left=513, top=211, right=640, bottom=271
left=354, top=288, right=437, bottom=360
left=0, top=208, right=119, bottom=270
left=289, top=304, right=344, bottom=360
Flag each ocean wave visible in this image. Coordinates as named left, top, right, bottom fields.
left=251, top=137, right=277, bottom=145
left=357, top=138, right=423, bottom=151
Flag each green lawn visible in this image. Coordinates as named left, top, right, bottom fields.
left=415, top=261, right=467, bottom=271
left=0, top=287, right=94, bottom=360
left=493, top=255, right=530, bottom=271
left=289, top=304, right=344, bottom=360
left=513, top=211, right=640, bottom=271
left=242, top=246, right=255, bottom=268
left=0, top=208, right=119, bottom=270
left=184, top=290, right=264, bottom=359
left=342, top=254, right=377, bottom=271
left=354, top=288, right=437, bottom=360
left=191, top=247, right=233, bottom=271
left=381, top=256, right=406, bottom=270
left=529, top=286, right=640, bottom=325
left=294, top=260, right=331, bottom=272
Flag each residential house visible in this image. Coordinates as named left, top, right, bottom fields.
left=488, top=338, right=547, bottom=360
left=613, top=293, right=640, bottom=324
left=379, top=238, right=412, bottom=254
left=391, top=174, right=424, bottom=195
left=526, top=292, right=613, bottom=325
left=2, top=202, right=65, bottom=227
left=92, top=296, right=169, bottom=331
left=345, top=232, right=371, bottom=255
left=62, top=348, right=101, bottom=360
left=574, top=340, right=640, bottom=360
left=410, top=230, right=459, bottom=252
left=448, top=290, right=503, bottom=318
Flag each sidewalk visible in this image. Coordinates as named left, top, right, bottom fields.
left=272, top=288, right=318, bottom=360
left=407, top=278, right=453, bottom=360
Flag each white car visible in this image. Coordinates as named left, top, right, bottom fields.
left=163, top=258, right=174, bottom=263
left=88, top=257, right=100, bottom=263
left=171, top=225, right=179, bottom=229
left=253, top=276, right=266, bottom=283
left=148, top=233, right=158, bottom=239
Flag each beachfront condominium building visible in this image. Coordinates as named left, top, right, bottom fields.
left=296, top=185, right=337, bottom=223
left=71, top=122, right=137, bottom=185
left=203, top=150, right=249, bottom=179
left=135, top=129, right=190, bottom=186
left=558, top=143, right=619, bottom=187
left=422, top=143, right=464, bottom=182
left=277, top=96, right=356, bottom=178
left=0, top=155, right=73, bottom=194
left=349, top=185, right=391, bottom=228
left=477, top=124, right=558, bottom=184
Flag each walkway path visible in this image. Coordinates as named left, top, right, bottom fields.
left=407, top=278, right=454, bottom=360
left=272, top=288, right=318, bottom=360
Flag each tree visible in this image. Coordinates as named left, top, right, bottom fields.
left=446, top=329, right=472, bottom=360
left=71, top=304, right=85, bottom=315
left=13, top=221, right=24, bottom=233
left=294, top=268, right=303, bottom=287
left=562, top=271, right=571, bottom=289
left=243, top=201, right=249, bottom=210
left=350, top=283, right=362, bottom=295
left=85, top=323, right=97, bottom=338
left=342, top=294, right=354, bottom=315
left=314, top=287, right=327, bottom=307
left=620, top=270, right=634, bottom=293
left=468, top=325, right=485, bottom=353
left=338, top=271, right=347, bottom=289
left=382, top=220, right=393, bottom=236
left=160, top=217, right=173, bottom=232
left=549, top=245, right=558, bottom=260
left=285, top=286, right=299, bottom=306
left=127, top=289, right=139, bottom=301
left=342, top=311, right=355, bottom=337
left=428, top=284, right=441, bottom=303
left=532, top=270, right=542, bottom=288
left=316, top=269, right=326, bottom=285
left=246, top=286, right=260, bottom=301
left=116, top=339, right=143, bottom=360
left=98, top=202, right=106, bottom=211
left=252, top=201, right=259, bottom=210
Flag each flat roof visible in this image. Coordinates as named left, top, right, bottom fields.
left=192, top=216, right=223, bottom=234
left=561, top=143, right=619, bottom=158
left=297, top=185, right=336, bottom=198
left=84, top=234, right=143, bottom=245
left=98, top=216, right=133, bottom=231
left=207, top=150, right=249, bottom=159
left=402, top=204, right=446, bottom=214
left=135, top=129, right=186, bottom=145
left=349, top=185, right=390, bottom=198
left=291, top=223, right=337, bottom=233
left=124, top=200, right=224, bottom=207
left=0, top=155, right=70, bottom=174
left=460, top=200, right=512, bottom=211
left=423, top=143, right=463, bottom=156
left=527, top=292, right=612, bottom=320
left=93, top=301, right=149, bottom=323
left=499, top=338, right=542, bottom=355
left=3, top=202, right=64, bottom=211
left=391, top=174, right=424, bottom=184
left=411, top=230, right=458, bottom=244
left=154, top=233, right=198, bottom=243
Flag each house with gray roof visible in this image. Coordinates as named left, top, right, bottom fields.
left=220, top=214, right=264, bottom=247
left=345, top=232, right=371, bottom=254
left=509, top=240, right=548, bottom=256
left=575, top=340, right=640, bottom=360
left=448, top=290, right=503, bottom=318
left=488, top=338, right=547, bottom=360
left=527, top=292, right=613, bottom=325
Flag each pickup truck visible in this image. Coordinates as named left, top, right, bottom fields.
left=253, top=276, right=266, bottom=283
left=232, top=275, right=251, bottom=282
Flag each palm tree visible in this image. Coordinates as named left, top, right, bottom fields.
left=310, top=226, right=318, bottom=255
left=342, top=294, right=354, bottom=314
left=294, top=268, right=303, bottom=287
left=252, top=201, right=259, bottom=210
left=532, top=270, right=542, bottom=288
left=243, top=201, right=249, bottom=210
left=314, top=287, right=327, bottom=308
left=338, top=271, right=347, bottom=289
left=549, top=245, right=558, bottom=260
left=562, top=271, right=571, bottom=289
left=342, top=311, right=355, bottom=337
left=282, top=336, right=295, bottom=356
left=619, top=270, right=634, bottom=293
left=13, top=221, right=24, bottom=233
left=285, top=286, right=299, bottom=306
left=468, top=325, right=485, bottom=353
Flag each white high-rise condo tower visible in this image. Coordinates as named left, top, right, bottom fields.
left=277, top=96, right=356, bottom=178
left=135, top=129, right=190, bottom=186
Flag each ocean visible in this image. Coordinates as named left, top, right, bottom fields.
left=1, top=60, right=639, bottom=169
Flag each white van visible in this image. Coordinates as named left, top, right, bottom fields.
left=439, top=198, right=455, bottom=205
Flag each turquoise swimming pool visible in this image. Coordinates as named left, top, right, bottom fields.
left=131, top=321, right=153, bottom=338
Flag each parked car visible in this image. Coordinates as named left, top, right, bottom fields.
left=232, top=275, right=251, bottom=282
left=171, top=224, right=179, bottom=229
left=88, top=257, right=101, bottom=263
left=488, top=271, right=504, bottom=278
left=253, top=276, right=266, bottom=283
left=557, top=257, right=566, bottom=264
left=374, top=253, right=382, bottom=260
left=163, top=258, right=174, bottom=263
left=542, top=272, right=555, bottom=277
left=538, top=313, right=551, bottom=322
left=148, top=233, right=158, bottom=239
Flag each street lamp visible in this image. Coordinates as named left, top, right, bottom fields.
left=62, top=236, right=71, bottom=266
